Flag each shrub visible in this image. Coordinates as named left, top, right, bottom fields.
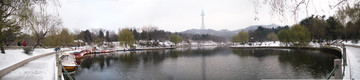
left=23, top=47, right=33, bottom=55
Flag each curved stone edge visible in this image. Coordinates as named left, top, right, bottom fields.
left=0, top=50, right=67, bottom=78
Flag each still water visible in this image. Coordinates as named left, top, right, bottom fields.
left=72, top=46, right=338, bottom=80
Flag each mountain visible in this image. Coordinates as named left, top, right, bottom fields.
left=232, top=24, right=280, bottom=33
left=182, top=29, right=236, bottom=41
left=181, top=24, right=280, bottom=41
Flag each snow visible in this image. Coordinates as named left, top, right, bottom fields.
left=231, top=41, right=282, bottom=47
left=0, top=48, right=55, bottom=70
left=344, top=41, right=360, bottom=46
left=230, top=41, right=333, bottom=47
left=1, top=54, right=57, bottom=80
left=113, top=46, right=126, bottom=51
left=343, top=46, right=360, bottom=79
left=61, top=54, right=77, bottom=67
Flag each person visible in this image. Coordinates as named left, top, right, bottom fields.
left=327, top=42, right=330, bottom=46
left=18, top=41, right=21, bottom=46
left=23, top=41, right=27, bottom=46
left=6, top=42, right=9, bottom=46
left=54, top=47, right=58, bottom=52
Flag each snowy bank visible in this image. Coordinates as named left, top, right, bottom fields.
left=344, top=41, right=360, bottom=47
left=1, top=54, right=57, bottom=80
left=343, top=46, right=360, bottom=79
left=0, top=48, right=55, bottom=70
left=231, top=41, right=335, bottom=48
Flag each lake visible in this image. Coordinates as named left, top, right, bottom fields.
left=72, top=46, right=338, bottom=80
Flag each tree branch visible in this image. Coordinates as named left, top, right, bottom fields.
left=332, top=0, right=348, bottom=9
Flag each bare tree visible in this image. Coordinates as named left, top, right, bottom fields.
left=0, top=0, right=51, bottom=53
left=249, top=0, right=355, bottom=23
left=142, top=26, right=158, bottom=32
left=28, top=13, right=62, bottom=49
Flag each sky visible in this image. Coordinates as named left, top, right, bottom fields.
left=49, top=0, right=340, bottom=32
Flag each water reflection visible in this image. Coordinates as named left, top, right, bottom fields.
left=232, top=48, right=338, bottom=79
left=73, top=47, right=338, bottom=80
left=201, top=53, right=206, bottom=80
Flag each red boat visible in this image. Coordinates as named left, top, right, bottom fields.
left=73, top=50, right=91, bottom=59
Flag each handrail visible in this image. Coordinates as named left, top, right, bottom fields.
left=327, top=64, right=339, bottom=79
left=62, top=66, right=74, bottom=80
left=342, top=44, right=346, bottom=77
left=342, top=48, right=346, bottom=77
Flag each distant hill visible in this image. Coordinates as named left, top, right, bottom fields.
left=181, top=29, right=235, bottom=41
left=232, top=24, right=280, bottom=33
left=181, top=24, right=280, bottom=41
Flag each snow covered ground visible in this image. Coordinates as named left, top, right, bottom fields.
left=343, top=46, right=360, bottom=79
left=0, top=48, right=55, bottom=70
left=1, top=54, right=57, bottom=80
left=231, top=41, right=281, bottom=47
left=344, top=41, right=360, bottom=46
left=231, top=41, right=334, bottom=48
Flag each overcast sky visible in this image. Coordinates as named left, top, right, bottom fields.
left=51, top=0, right=339, bottom=32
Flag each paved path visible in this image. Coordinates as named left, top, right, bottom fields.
left=344, top=46, right=360, bottom=79
left=1, top=54, right=56, bottom=80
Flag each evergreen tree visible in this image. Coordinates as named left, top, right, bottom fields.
left=326, top=16, right=344, bottom=41
left=99, top=30, right=104, bottom=39
left=84, top=30, right=92, bottom=42
left=105, top=31, right=110, bottom=42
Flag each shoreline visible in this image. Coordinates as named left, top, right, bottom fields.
left=0, top=50, right=69, bottom=78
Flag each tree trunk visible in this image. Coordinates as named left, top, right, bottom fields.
left=1, top=46, right=5, bottom=54
left=33, top=38, right=47, bottom=49
left=33, top=43, right=39, bottom=50
left=33, top=39, right=41, bottom=50
left=39, top=44, right=47, bottom=49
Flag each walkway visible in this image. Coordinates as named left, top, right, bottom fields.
left=1, top=54, right=57, bottom=80
left=344, top=46, right=360, bottom=79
